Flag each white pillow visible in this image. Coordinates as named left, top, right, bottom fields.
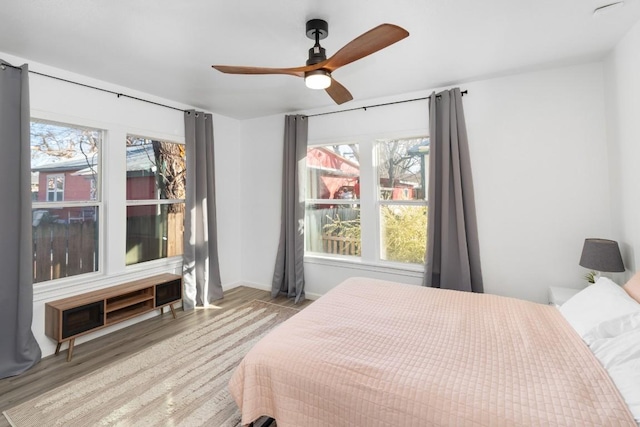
left=588, top=329, right=640, bottom=369
left=559, top=276, right=640, bottom=338
left=607, top=358, right=640, bottom=423
left=582, top=311, right=640, bottom=345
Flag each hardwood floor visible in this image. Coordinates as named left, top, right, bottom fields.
left=0, top=286, right=313, bottom=426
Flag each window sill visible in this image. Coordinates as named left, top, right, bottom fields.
left=304, top=254, right=424, bottom=278
left=34, top=257, right=183, bottom=302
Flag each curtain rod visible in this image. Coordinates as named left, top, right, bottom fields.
left=29, top=70, right=188, bottom=112
left=307, top=90, right=468, bottom=118
left=1, top=61, right=187, bottom=113
left=3, top=61, right=468, bottom=118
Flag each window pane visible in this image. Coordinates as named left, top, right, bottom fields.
left=376, top=138, right=428, bottom=201
left=31, top=120, right=101, bottom=284
left=306, top=144, right=359, bottom=200
left=46, top=175, right=65, bottom=201
left=380, top=204, right=427, bottom=264
left=126, top=137, right=185, bottom=201
left=126, top=203, right=184, bottom=265
left=31, top=121, right=101, bottom=202
left=32, top=207, right=99, bottom=283
left=306, top=205, right=360, bottom=256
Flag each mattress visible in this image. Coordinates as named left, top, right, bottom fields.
left=229, top=277, right=636, bottom=426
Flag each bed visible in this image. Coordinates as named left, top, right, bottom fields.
left=229, top=276, right=640, bottom=426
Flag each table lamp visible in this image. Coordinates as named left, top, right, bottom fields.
left=579, top=238, right=625, bottom=283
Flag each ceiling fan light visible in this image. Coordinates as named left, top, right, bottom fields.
left=305, top=70, right=331, bottom=89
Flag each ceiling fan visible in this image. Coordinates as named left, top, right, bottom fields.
left=212, top=19, right=409, bottom=105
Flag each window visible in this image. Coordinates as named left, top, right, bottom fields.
left=376, top=138, right=428, bottom=264
left=125, top=136, right=185, bottom=265
left=31, top=120, right=102, bottom=283
left=305, top=136, right=428, bottom=267
left=46, top=174, right=64, bottom=201
left=305, top=144, right=360, bottom=257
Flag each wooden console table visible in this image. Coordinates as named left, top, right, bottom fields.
left=45, top=273, right=182, bottom=361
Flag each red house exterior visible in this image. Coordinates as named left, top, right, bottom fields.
left=306, top=146, right=418, bottom=202
left=32, top=145, right=158, bottom=222
left=306, top=147, right=360, bottom=202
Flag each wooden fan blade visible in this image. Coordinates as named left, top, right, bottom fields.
left=324, top=24, right=409, bottom=72
left=325, top=78, right=353, bottom=105
left=212, top=65, right=313, bottom=78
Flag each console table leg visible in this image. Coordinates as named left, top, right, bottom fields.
left=169, top=303, right=177, bottom=319
left=55, top=342, right=62, bottom=355
left=67, top=338, right=75, bottom=362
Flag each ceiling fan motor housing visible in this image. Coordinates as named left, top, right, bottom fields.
left=306, top=19, right=329, bottom=65
left=306, top=19, right=328, bottom=40
left=307, top=46, right=326, bottom=65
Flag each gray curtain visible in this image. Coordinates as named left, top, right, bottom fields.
left=0, top=60, right=42, bottom=378
left=272, top=115, right=308, bottom=303
left=423, top=88, right=483, bottom=293
left=182, top=110, right=223, bottom=309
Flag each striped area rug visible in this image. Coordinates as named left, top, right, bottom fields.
left=3, top=300, right=298, bottom=427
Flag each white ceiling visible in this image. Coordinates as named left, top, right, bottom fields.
left=2, top=0, right=639, bottom=119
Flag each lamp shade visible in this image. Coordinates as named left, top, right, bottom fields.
left=579, top=238, right=625, bottom=272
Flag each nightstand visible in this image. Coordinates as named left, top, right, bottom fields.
left=548, top=286, right=582, bottom=306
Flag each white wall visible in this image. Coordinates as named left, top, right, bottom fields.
left=239, top=114, right=284, bottom=291
left=214, top=116, right=243, bottom=289
left=464, top=63, right=611, bottom=301
left=604, top=19, right=640, bottom=279
left=240, top=62, right=612, bottom=303
left=1, top=52, right=242, bottom=356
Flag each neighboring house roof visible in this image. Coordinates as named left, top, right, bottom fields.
left=125, top=145, right=157, bottom=173
left=307, top=146, right=360, bottom=176
left=314, top=146, right=360, bottom=170
left=32, top=155, right=97, bottom=173
left=307, top=164, right=359, bottom=178
left=32, top=145, right=157, bottom=175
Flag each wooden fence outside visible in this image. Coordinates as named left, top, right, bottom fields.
left=33, top=220, right=97, bottom=283
left=307, top=206, right=361, bottom=256
left=322, top=234, right=361, bottom=256
left=33, top=211, right=184, bottom=282
left=125, top=211, right=184, bottom=265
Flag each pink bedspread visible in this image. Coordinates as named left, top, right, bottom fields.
left=229, top=277, right=635, bottom=426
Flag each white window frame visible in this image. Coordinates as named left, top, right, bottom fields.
left=304, top=133, right=428, bottom=273
left=31, top=119, right=104, bottom=287
left=46, top=174, right=64, bottom=202
left=305, top=142, right=361, bottom=259
left=375, top=137, right=428, bottom=264
left=125, top=135, right=185, bottom=266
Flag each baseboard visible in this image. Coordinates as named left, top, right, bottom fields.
left=221, top=281, right=244, bottom=291
left=239, top=281, right=322, bottom=300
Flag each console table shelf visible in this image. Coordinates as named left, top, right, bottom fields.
left=106, top=293, right=154, bottom=313
left=45, top=273, right=182, bottom=361
left=106, top=302, right=154, bottom=324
